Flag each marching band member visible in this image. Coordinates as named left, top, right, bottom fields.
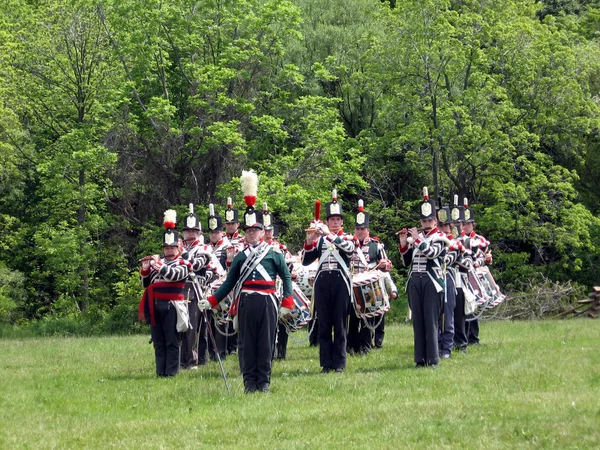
left=461, top=199, right=489, bottom=346
left=398, top=188, right=448, bottom=369
left=303, top=190, right=355, bottom=374
left=436, top=199, right=460, bottom=359
left=348, top=200, right=393, bottom=355
left=262, top=203, right=296, bottom=361
left=223, top=197, right=243, bottom=355
left=450, top=196, right=469, bottom=353
left=206, top=204, right=230, bottom=361
left=138, top=210, right=190, bottom=377
left=179, top=204, right=213, bottom=369
left=205, top=171, right=293, bottom=393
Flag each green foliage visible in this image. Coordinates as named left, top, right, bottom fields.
left=0, top=263, right=27, bottom=324
left=1, top=0, right=600, bottom=325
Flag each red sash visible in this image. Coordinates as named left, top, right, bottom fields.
left=138, top=281, right=186, bottom=325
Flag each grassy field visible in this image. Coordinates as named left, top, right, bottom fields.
left=1, top=319, right=599, bottom=449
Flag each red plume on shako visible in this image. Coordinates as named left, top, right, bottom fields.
left=418, top=187, right=436, bottom=220
left=240, top=170, right=263, bottom=229
left=355, top=199, right=370, bottom=228
left=162, top=209, right=179, bottom=246
left=325, top=189, right=343, bottom=218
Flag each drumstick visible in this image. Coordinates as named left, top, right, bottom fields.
left=368, top=261, right=383, bottom=272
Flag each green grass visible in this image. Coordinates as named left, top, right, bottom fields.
left=1, top=320, right=599, bottom=449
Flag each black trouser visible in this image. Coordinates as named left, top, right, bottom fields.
left=346, top=308, right=360, bottom=353
left=226, top=322, right=238, bottom=354
left=309, top=316, right=319, bottom=346
left=238, top=293, right=278, bottom=391
left=150, top=301, right=180, bottom=377
left=438, top=275, right=456, bottom=356
left=275, top=322, right=288, bottom=359
left=374, top=313, right=385, bottom=347
left=180, top=287, right=207, bottom=367
left=466, top=316, right=480, bottom=345
left=359, top=318, right=374, bottom=352
left=453, top=287, right=468, bottom=350
left=407, top=274, right=442, bottom=365
left=314, top=271, right=349, bottom=370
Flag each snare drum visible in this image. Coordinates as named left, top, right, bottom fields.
left=352, top=270, right=390, bottom=319
left=280, top=282, right=312, bottom=332
left=467, top=269, right=491, bottom=307
left=293, top=261, right=318, bottom=300
left=476, top=266, right=505, bottom=307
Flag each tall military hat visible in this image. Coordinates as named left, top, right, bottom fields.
left=419, top=187, right=437, bottom=220
left=207, top=203, right=224, bottom=232
left=241, top=170, right=263, bottom=230
left=182, top=203, right=202, bottom=231
left=436, top=197, right=451, bottom=225
left=463, top=197, right=475, bottom=223
left=355, top=199, right=370, bottom=229
left=224, top=197, right=239, bottom=224
left=162, top=209, right=179, bottom=247
left=450, top=194, right=464, bottom=223
left=326, top=189, right=343, bottom=219
left=262, top=202, right=274, bottom=231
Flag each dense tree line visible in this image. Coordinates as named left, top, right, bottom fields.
left=1, top=0, right=599, bottom=327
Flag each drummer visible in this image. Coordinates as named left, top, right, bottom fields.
left=206, top=204, right=230, bottom=362
left=348, top=200, right=393, bottom=355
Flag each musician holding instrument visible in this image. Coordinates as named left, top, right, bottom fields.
left=348, top=200, right=394, bottom=355
left=206, top=204, right=230, bottom=362
left=179, top=204, right=214, bottom=369
left=223, top=197, right=244, bottom=355
left=303, top=190, right=356, bottom=374
left=450, top=196, right=469, bottom=353
left=436, top=198, right=462, bottom=359
left=461, top=200, right=489, bottom=346
left=262, top=203, right=296, bottom=361
left=138, top=210, right=191, bottom=377
left=398, top=188, right=448, bottom=369
left=205, top=171, right=294, bottom=394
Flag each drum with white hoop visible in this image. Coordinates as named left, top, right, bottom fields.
left=210, top=276, right=233, bottom=325
left=293, top=260, right=318, bottom=300
left=475, top=266, right=505, bottom=307
left=467, top=269, right=491, bottom=307
left=352, top=270, right=390, bottom=319
left=280, top=282, right=312, bottom=332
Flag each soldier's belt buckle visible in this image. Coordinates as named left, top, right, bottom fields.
left=328, top=245, right=335, bottom=251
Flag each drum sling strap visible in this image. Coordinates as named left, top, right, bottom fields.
left=314, top=239, right=353, bottom=303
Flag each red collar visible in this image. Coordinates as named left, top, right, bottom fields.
left=425, top=226, right=439, bottom=237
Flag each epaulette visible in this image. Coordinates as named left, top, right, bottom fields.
left=371, top=236, right=380, bottom=242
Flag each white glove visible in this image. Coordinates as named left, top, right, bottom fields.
left=279, top=307, right=292, bottom=319
left=198, top=299, right=212, bottom=311
left=233, top=315, right=239, bottom=332
left=317, top=223, right=330, bottom=236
